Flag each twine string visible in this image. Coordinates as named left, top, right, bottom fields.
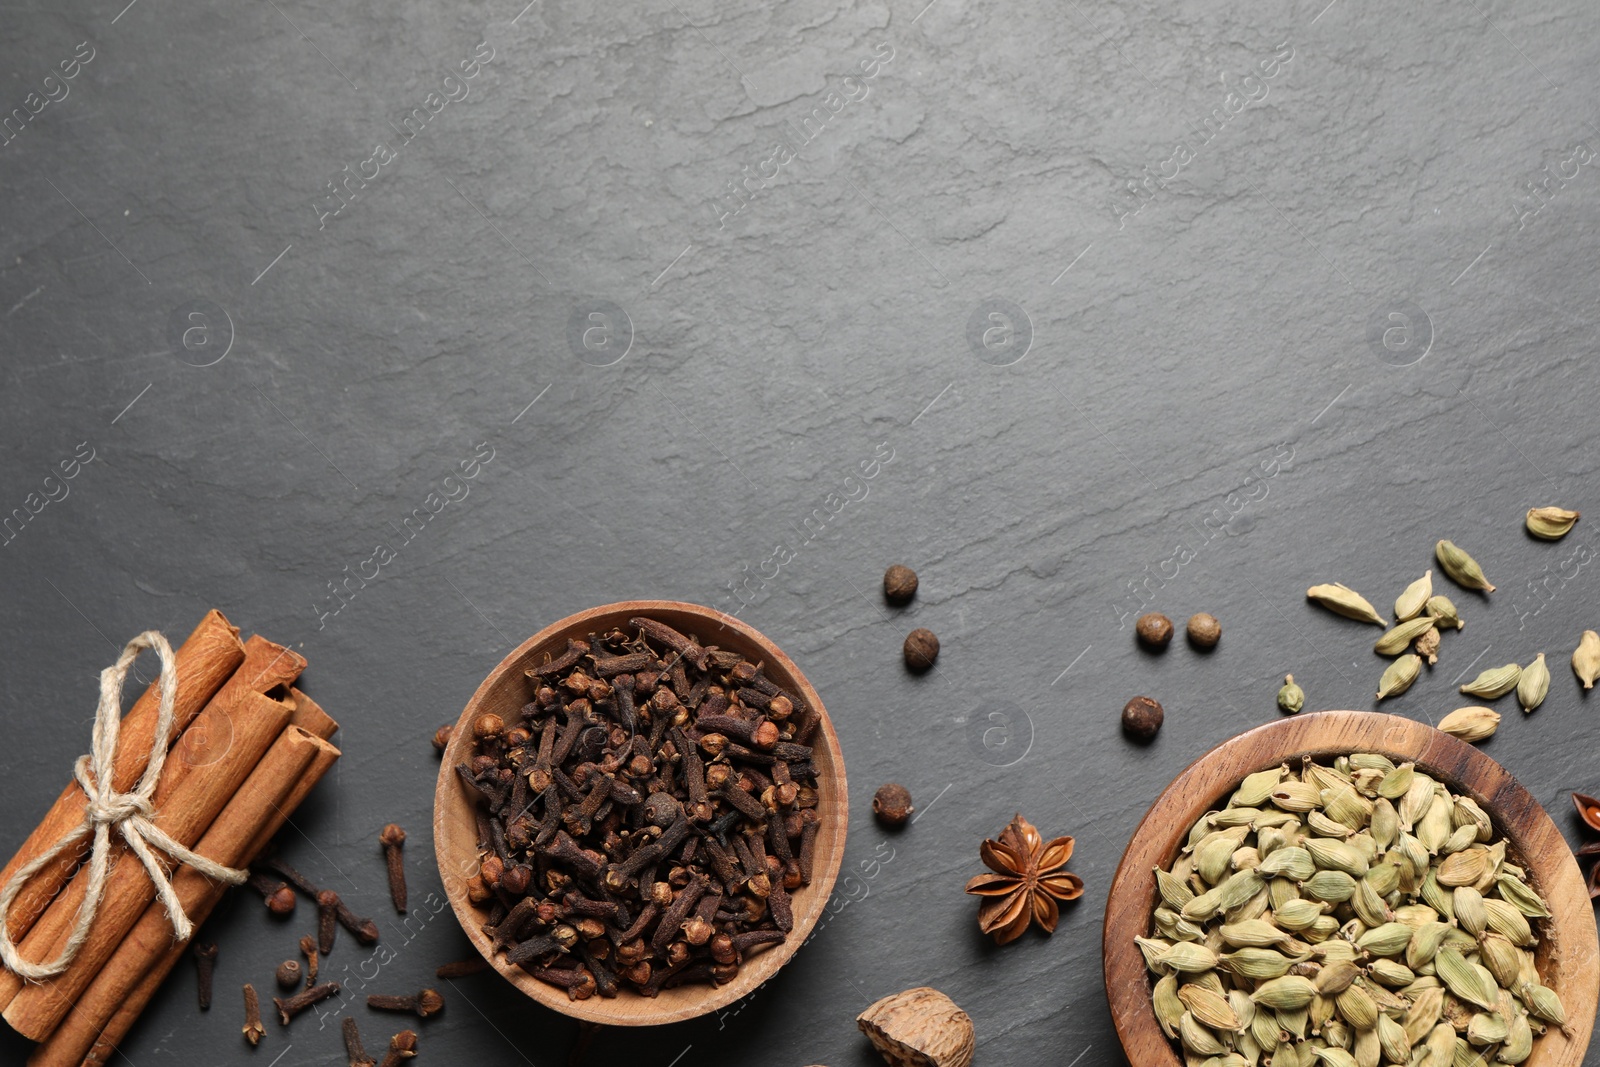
left=0, top=631, right=247, bottom=982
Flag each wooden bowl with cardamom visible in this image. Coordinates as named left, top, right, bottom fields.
left=433, top=600, right=848, bottom=1026
left=1104, top=711, right=1598, bottom=1067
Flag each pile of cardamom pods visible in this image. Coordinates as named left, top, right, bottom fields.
left=1138, top=755, right=1564, bottom=1067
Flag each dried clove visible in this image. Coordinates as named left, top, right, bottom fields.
left=192, top=942, right=217, bottom=1011
left=273, top=981, right=341, bottom=1025
left=380, top=824, right=408, bottom=913
left=377, top=1029, right=419, bottom=1067
left=300, top=934, right=319, bottom=987
left=344, top=1016, right=377, bottom=1067
left=317, top=890, right=341, bottom=954
left=366, top=989, right=445, bottom=1019
left=241, top=983, right=265, bottom=1046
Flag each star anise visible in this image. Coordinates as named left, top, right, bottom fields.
left=1571, top=794, right=1600, bottom=899
left=963, top=813, right=1084, bottom=944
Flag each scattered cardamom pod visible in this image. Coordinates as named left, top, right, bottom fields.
left=1438, top=706, right=1500, bottom=743
left=1376, top=654, right=1421, bottom=700
left=1305, top=583, right=1386, bottom=626
left=1374, top=616, right=1437, bottom=656
left=1394, top=570, right=1433, bottom=621
left=1424, top=594, right=1463, bottom=630
left=1459, top=663, right=1521, bottom=699
left=1277, top=674, right=1305, bottom=714
left=1525, top=505, right=1579, bottom=541
left=1516, top=652, right=1550, bottom=713
left=1572, top=629, right=1600, bottom=690
left=1435, top=539, right=1495, bottom=593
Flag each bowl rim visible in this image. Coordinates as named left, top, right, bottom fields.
left=432, top=599, right=848, bottom=1026
left=1102, top=710, right=1598, bottom=1067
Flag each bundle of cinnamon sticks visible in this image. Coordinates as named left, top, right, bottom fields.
left=0, top=610, right=341, bottom=1066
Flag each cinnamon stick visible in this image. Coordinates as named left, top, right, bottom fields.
left=0, top=611, right=243, bottom=946
left=58, top=726, right=340, bottom=1067
left=2, top=685, right=298, bottom=1039
left=0, top=633, right=303, bottom=1013
left=33, top=726, right=342, bottom=1067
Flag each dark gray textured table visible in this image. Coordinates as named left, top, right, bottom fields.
left=3, top=0, right=1599, bottom=1063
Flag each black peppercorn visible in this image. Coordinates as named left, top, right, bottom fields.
left=903, top=628, right=940, bottom=672
left=1186, top=613, right=1221, bottom=650
left=1135, top=613, right=1173, bottom=651
left=883, top=564, right=919, bottom=605
left=872, top=783, right=914, bottom=827
left=1121, top=696, right=1164, bottom=741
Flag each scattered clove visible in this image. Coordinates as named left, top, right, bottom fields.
left=366, top=989, right=444, bottom=1019
left=192, top=942, right=217, bottom=1011
left=344, top=1016, right=377, bottom=1067
left=377, top=1030, right=419, bottom=1067
left=241, top=984, right=265, bottom=1046
left=380, top=824, right=408, bottom=913
left=273, top=981, right=341, bottom=1025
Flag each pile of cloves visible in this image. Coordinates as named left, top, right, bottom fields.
left=455, top=616, right=825, bottom=998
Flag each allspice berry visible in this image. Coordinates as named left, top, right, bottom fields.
left=858, top=986, right=975, bottom=1067
left=884, top=564, right=919, bottom=605
left=432, top=722, right=454, bottom=753
left=872, top=783, right=914, bottom=827
left=1136, top=613, right=1173, bottom=650
left=275, top=959, right=302, bottom=990
left=903, top=628, right=940, bottom=673
left=1121, top=696, right=1164, bottom=741
left=1186, top=612, right=1221, bottom=650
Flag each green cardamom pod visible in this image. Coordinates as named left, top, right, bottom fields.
left=1482, top=898, right=1535, bottom=946
left=1178, top=984, right=1243, bottom=1032
left=1376, top=654, right=1421, bottom=700
left=1437, top=706, right=1499, bottom=743
left=1152, top=973, right=1183, bottom=1037
left=1394, top=570, right=1433, bottom=621
left=1451, top=886, right=1487, bottom=936
left=1221, top=947, right=1300, bottom=980
left=1495, top=872, right=1550, bottom=918
left=1302, top=870, right=1357, bottom=903
left=1259, top=847, right=1315, bottom=881
left=1375, top=616, right=1438, bottom=656
left=1435, top=539, right=1495, bottom=593
left=1525, top=505, right=1579, bottom=540
left=1369, top=959, right=1414, bottom=988
left=1574, top=629, right=1600, bottom=690
left=1424, top=594, right=1464, bottom=630
left=1434, top=946, right=1499, bottom=1009
left=1500, top=1010, right=1533, bottom=1064
left=1517, top=652, right=1550, bottom=713
left=1477, top=932, right=1522, bottom=990
left=1178, top=1011, right=1226, bottom=1055
left=1250, top=975, right=1317, bottom=1011
left=1270, top=781, right=1321, bottom=812
left=1519, top=981, right=1565, bottom=1026
left=1306, top=838, right=1369, bottom=878
left=1356, top=922, right=1415, bottom=958
left=1459, top=663, right=1521, bottom=699
left=1378, top=762, right=1415, bottom=800
left=1278, top=674, right=1305, bottom=714
left=1376, top=1013, right=1412, bottom=1063
left=1273, top=898, right=1327, bottom=933
left=1156, top=941, right=1219, bottom=973
left=1155, top=867, right=1196, bottom=909
left=1232, top=765, right=1288, bottom=807
left=1306, top=582, right=1386, bottom=626
left=1466, top=1012, right=1508, bottom=1045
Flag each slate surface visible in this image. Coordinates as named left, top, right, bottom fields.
left=3, top=0, right=1600, bottom=1063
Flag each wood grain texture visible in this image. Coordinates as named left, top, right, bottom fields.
left=1103, top=711, right=1598, bottom=1067
left=433, top=600, right=848, bottom=1027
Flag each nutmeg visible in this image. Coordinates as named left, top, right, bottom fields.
left=857, top=986, right=975, bottom=1067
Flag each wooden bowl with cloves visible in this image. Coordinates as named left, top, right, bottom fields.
left=434, top=599, right=848, bottom=1026
left=1104, top=711, right=1598, bottom=1067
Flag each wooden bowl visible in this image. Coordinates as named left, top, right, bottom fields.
left=433, top=600, right=848, bottom=1026
left=1104, top=711, right=1598, bottom=1066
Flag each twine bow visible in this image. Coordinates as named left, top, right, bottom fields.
left=0, top=631, right=247, bottom=981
